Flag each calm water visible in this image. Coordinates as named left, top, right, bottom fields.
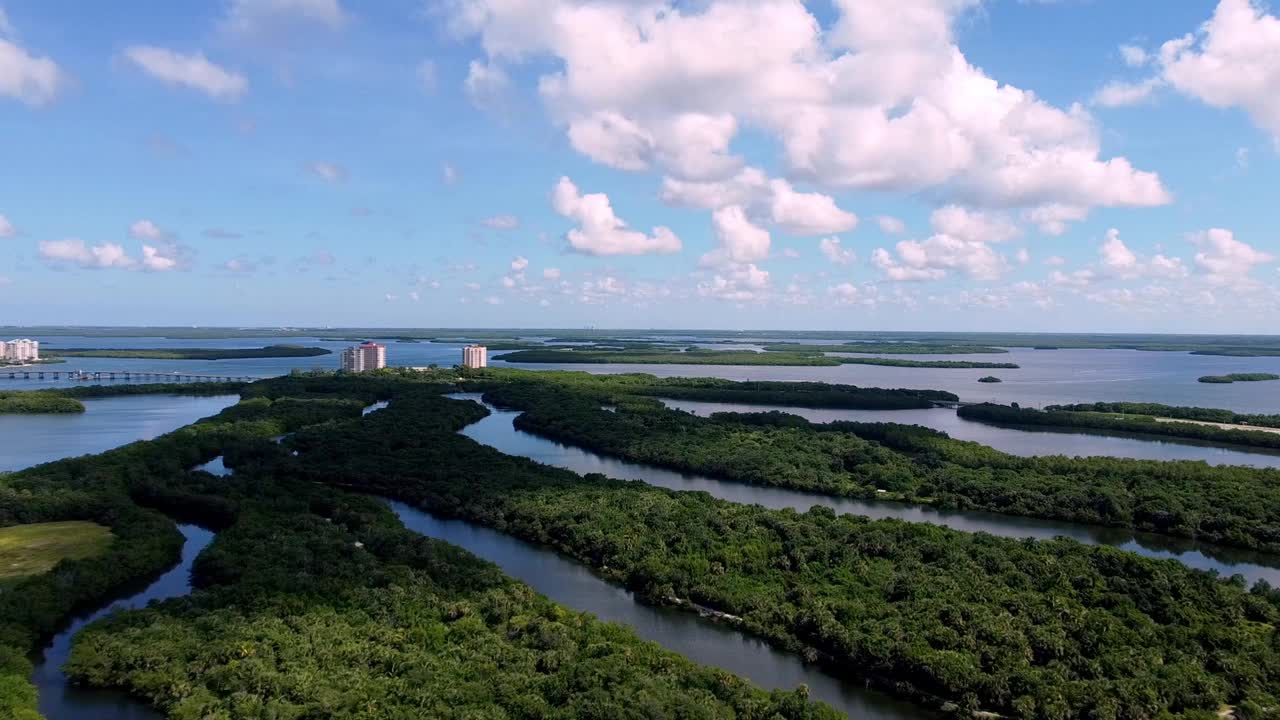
left=660, top=399, right=1280, bottom=468
left=492, top=347, right=1280, bottom=414
left=31, top=524, right=215, bottom=720
left=449, top=394, right=1280, bottom=586
left=389, top=500, right=932, bottom=720
left=194, top=455, right=231, bottom=476
left=0, top=395, right=239, bottom=471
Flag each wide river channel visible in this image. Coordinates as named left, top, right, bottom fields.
left=447, top=393, right=1280, bottom=586
left=659, top=398, right=1280, bottom=468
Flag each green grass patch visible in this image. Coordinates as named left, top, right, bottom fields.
left=0, top=521, right=114, bottom=583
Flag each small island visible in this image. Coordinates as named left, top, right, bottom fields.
left=1197, top=373, right=1280, bottom=384
left=977, top=376, right=1003, bottom=383
left=0, top=391, right=85, bottom=414
left=46, top=345, right=332, bottom=361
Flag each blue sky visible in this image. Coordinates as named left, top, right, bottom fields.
left=1, top=0, right=1278, bottom=331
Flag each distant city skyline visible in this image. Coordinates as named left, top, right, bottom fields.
left=2, top=0, right=1278, bottom=332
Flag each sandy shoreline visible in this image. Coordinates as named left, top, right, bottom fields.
left=1153, top=416, right=1280, bottom=435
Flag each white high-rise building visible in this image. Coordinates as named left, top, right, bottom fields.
left=340, top=342, right=386, bottom=372
left=462, top=345, right=488, bottom=369
left=0, top=338, right=39, bottom=362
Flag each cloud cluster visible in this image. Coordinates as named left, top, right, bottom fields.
left=662, top=167, right=857, bottom=236
left=552, top=176, right=682, bottom=256
left=1192, top=228, right=1275, bottom=284
left=870, top=205, right=1014, bottom=281
left=1095, top=1, right=1280, bottom=145
left=39, top=239, right=184, bottom=271
left=38, top=219, right=191, bottom=272
left=448, top=0, right=1169, bottom=222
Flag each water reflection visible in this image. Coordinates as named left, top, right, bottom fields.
left=447, top=394, right=1280, bottom=585
left=194, top=456, right=232, bottom=476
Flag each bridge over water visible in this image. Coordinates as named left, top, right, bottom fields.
left=2, top=369, right=259, bottom=382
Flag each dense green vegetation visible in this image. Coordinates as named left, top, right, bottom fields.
left=469, top=369, right=958, bottom=409
left=1046, top=402, right=1280, bottom=430
left=958, top=403, right=1280, bottom=451
left=1198, top=373, right=1280, bottom=384
left=762, top=343, right=1009, bottom=354
left=480, top=378, right=1280, bottom=551
left=47, top=344, right=331, bottom=360
left=977, top=376, right=1002, bottom=383
left=0, top=391, right=84, bottom=414
left=0, top=521, right=113, bottom=584
left=1, top=374, right=835, bottom=719
left=279, top=390, right=1280, bottom=719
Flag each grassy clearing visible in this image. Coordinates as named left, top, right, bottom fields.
left=0, top=521, right=114, bottom=583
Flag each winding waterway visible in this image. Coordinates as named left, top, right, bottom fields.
left=389, top=500, right=933, bottom=720
left=659, top=398, right=1280, bottom=468
left=447, top=393, right=1280, bottom=585
left=30, top=524, right=215, bottom=719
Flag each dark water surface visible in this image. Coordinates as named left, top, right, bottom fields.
left=30, top=525, right=215, bottom=719
left=660, top=398, right=1280, bottom=468
left=448, top=394, right=1280, bottom=585
left=0, top=395, right=239, bottom=472
left=389, top=500, right=933, bottom=720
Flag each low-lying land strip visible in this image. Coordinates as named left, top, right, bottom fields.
left=499, top=371, right=958, bottom=409
left=45, top=344, right=331, bottom=360
left=1047, top=401, right=1280, bottom=429
left=476, top=371, right=1280, bottom=551
left=761, top=343, right=1010, bottom=354
left=1198, top=373, right=1280, bottom=384
left=957, top=403, right=1280, bottom=451
left=0, top=521, right=113, bottom=584
left=0, top=391, right=86, bottom=414
left=499, top=348, right=1020, bottom=368
left=0, top=382, right=249, bottom=415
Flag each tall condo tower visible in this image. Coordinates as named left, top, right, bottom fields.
left=462, top=345, right=488, bottom=369
left=340, top=342, right=387, bottom=372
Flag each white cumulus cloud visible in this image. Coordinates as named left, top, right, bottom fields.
left=123, top=46, right=247, bottom=101
left=552, top=176, right=682, bottom=256
left=0, top=36, right=66, bottom=106
left=702, top=205, right=770, bottom=267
